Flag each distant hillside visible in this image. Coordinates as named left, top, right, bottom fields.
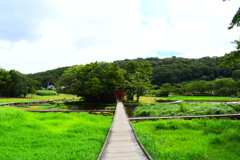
left=26, top=56, right=239, bottom=88
left=114, top=56, right=239, bottom=87
left=26, top=66, right=70, bottom=88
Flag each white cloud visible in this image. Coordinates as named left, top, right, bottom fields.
left=0, top=0, right=239, bottom=73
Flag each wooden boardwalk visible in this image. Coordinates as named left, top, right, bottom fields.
left=98, top=102, right=152, bottom=160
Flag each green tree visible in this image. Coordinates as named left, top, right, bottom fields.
left=220, top=1, right=240, bottom=66
left=0, top=69, right=11, bottom=97
left=213, top=78, right=237, bottom=96
left=56, top=62, right=124, bottom=102
left=7, top=70, right=28, bottom=97
left=26, top=66, right=69, bottom=88
left=232, top=70, right=240, bottom=81
left=0, top=69, right=37, bottom=98
left=123, top=61, right=152, bottom=102
left=156, top=83, right=177, bottom=97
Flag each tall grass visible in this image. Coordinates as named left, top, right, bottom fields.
left=133, top=102, right=240, bottom=117
left=0, top=108, right=112, bottom=159
left=132, top=118, right=240, bottom=160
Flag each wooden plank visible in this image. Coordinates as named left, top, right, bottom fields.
left=98, top=102, right=152, bottom=160
left=129, top=113, right=240, bottom=121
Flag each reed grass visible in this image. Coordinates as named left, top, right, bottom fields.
left=133, top=102, right=240, bottom=117
left=132, top=118, right=240, bottom=160
left=0, top=108, right=112, bottom=159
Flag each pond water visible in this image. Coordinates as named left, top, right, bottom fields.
left=67, top=105, right=107, bottom=110
left=66, top=104, right=138, bottom=117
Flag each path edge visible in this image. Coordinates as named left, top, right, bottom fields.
left=96, top=105, right=116, bottom=160
left=124, top=104, right=153, bottom=160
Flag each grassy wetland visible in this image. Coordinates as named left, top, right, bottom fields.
left=132, top=118, right=240, bottom=160
left=133, top=102, right=240, bottom=117
left=0, top=108, right=112, bottom=160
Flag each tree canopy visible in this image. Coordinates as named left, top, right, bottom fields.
left=123, top=61, right=152, bottom=102
left=56, top=62, right=124, bottom=102
left=0, top=68, right=40, bottom=97
left=220, top=1, right=240, bottom=66
left=26, top=66, right=70, bottom=88
left=56, top=61, right=153, bottom=102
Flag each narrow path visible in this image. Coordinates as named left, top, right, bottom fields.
left=98, top=102, right=152, bottom=160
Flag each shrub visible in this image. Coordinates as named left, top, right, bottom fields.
left=36, top=90, right=57, bottom=96
left=179, top=103, right=190, bottom=112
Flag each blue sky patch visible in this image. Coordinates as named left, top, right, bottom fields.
left=155, top=51, right=183, bottom=57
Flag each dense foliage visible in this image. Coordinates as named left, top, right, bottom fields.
left=56, top=62, right=124, bottom=102
left=0, top=68, right=40, bottom=97
left=23, top=56, right=239, bottom=97
left=123, top=61, right=152, bottom=102
left=155, top=78, right=240, bottom=97
left=26, top=66, right=69, bottom=88
left=133, top=118, right=240, bottom=160
left=133, top=102, right=240, bottom=117
left=56, top=61, right=152, bottom=102
left=115, top=56, right=238, bottom=87
left=0, top=108, right=112, bottom=159
left=24, top=56, right=238, bottom=90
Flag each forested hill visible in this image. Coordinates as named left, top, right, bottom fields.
left=26, top=56, right=238, bottom=88
left=114, top=56, right=239, bottom=87
left=26, top=66, right=70, bottom=88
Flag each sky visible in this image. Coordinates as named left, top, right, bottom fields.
left=0, top=0, right=239, bottom=74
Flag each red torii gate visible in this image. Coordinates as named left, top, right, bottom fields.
left=114, top=90, right=126, bottom=101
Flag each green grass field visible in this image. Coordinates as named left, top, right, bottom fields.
left=0, top=94, right=78, bottom=103
left=161, top=95, right=240, bottom=101
left=124, top=96, right=158, bottom=103
left=0, top=108, right=112, bottom=159
left=132, top=118, right=240, bottom=160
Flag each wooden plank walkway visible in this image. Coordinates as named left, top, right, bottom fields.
left=98, top=102, right=152, bottom=160
left=129, top=113, right=240, bottom=121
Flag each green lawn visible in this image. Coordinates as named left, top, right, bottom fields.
left=0, top=108, right=112, bottom=159
left=132, top=118, right=240, bottom=160
left=0, top=94, right=78, bottom=103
